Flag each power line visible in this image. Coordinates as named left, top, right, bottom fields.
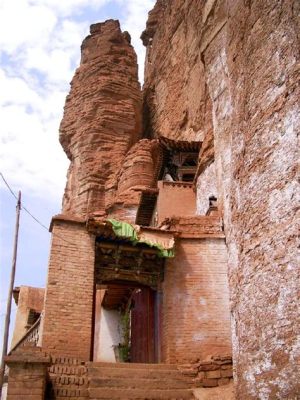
left=0, top=173, right=18, bottom=201
left=0, top=172, right=75, bottom=246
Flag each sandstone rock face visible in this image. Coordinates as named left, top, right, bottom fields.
left=60, top=20, right=142, bottom=218
left=143, top=0, right=300, bottom=398
left=115, top=138, right=161, bottom=204
left=108, top=138, right=163, bottom=223
left=143, top=0, right=213, bottom=143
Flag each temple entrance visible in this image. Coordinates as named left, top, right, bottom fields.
left=93, top=237, right=164, bottom=364
left=93, top=282, right=161, bottom=363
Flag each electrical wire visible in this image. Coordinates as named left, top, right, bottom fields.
left=0, top=172, right=75, bottom=246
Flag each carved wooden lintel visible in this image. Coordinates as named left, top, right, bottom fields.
left=95, top=240, right=165, bottom=288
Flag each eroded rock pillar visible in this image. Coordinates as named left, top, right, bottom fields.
left=60, top=20, right=142, bottom=219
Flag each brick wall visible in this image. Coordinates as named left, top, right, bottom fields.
left=162, top=238, right=231, bottom=363
left=41, top=215, right=95, bottom=360
left=169, top=216, right=223, bottom=237
left=5, top=346, right=50, bottom=400
left=157, top=181, right=196, bottom=224
left=7, top=365, right=46, bottom=400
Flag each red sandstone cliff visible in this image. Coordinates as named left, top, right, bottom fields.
left=142, top=0, right=300, bottom=398
left=59, top=20, right=142, bottom=218
left=108, top=138, right=163, bottom=223
left=142, top=0, right=213, bottom=144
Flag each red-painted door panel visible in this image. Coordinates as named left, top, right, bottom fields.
left=131, top=288, right=155, bottom=363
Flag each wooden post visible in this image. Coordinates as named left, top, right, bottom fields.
left=0, top=191, right=21, bottom=394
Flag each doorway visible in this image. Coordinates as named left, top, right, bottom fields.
left=93, top=238, right=165, bottom=363
left=93, top=282, right=161, bottom=363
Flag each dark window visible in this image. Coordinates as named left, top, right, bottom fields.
left=26, top=309, right=40, bottom=328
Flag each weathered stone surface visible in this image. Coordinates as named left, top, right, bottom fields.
left=143, top=0, right=213, bottom=143
left=143, top=0, right=300, bottom=398
left=114, top=139, right=161, bottom=205
left=107, top=138, right=163, bottom=223
left=60, top=19, right=142, bottom=218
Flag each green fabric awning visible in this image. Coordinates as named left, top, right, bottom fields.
left=107, top=219, right=174, bottom=258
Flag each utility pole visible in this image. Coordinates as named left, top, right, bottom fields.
left=0, top=191, right=21, bottom=395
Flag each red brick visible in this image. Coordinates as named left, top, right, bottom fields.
left=42, top=219, right=95, bottom=360
left=162, top=239, right=232, bottom=363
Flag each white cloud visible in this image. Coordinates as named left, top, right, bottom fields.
left=23, top=47, right=72, bottom=82
left=0, top=70, right=40, bottom=107
left=0, top=1, right=57, bottom=54
left=0, top=67, right=68, bottom=199
left=0, top=0, right=154, bottom=204
left=0, top=101, right=68, bottom=198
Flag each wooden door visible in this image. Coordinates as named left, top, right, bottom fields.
left=130, top=288, right=155, bottom=363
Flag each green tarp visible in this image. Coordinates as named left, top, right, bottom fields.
left=107, top=218, right=174, bottom=258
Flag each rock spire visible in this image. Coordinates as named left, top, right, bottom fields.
left=59, top=19, right=142, bottom=218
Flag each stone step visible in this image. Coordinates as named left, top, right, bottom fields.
left=89, top=377, right=195, bottom=390
left=88, top=366, right=190, bottom=380
left=52, top=398, right=87, bottom=400
left=89, top=362, right=179, bottom=370
left=89, top=387, right=195, bottom=399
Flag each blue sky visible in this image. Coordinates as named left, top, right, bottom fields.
left=0, top=0, right=154, bottom=352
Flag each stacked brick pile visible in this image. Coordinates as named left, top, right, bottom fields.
left=47, top=356, right=88, bottom=399
left=194, top=356, right=233, bottom=388
left=180, top=355, right=233, bottom=388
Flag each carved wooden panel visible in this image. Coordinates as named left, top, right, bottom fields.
left=95, top=241, right=165, bottom=289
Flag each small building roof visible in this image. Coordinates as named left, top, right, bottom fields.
left=159, top=136, right=202, bottom=152
left=87, top=218, right=176, bottom=258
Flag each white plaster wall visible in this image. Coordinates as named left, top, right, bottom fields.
left=0, top=383, right=7, bottom=400
left=95, top=307, right=122, bottom=362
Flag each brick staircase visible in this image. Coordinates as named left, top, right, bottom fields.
left=87, top=362, right=196, bottom=399
left=47, top=358, right=197, bottom=399
left=8, top=348, right=232, bottom=399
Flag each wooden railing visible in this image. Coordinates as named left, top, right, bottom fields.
left=8, top=316, right=41, bottom=355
